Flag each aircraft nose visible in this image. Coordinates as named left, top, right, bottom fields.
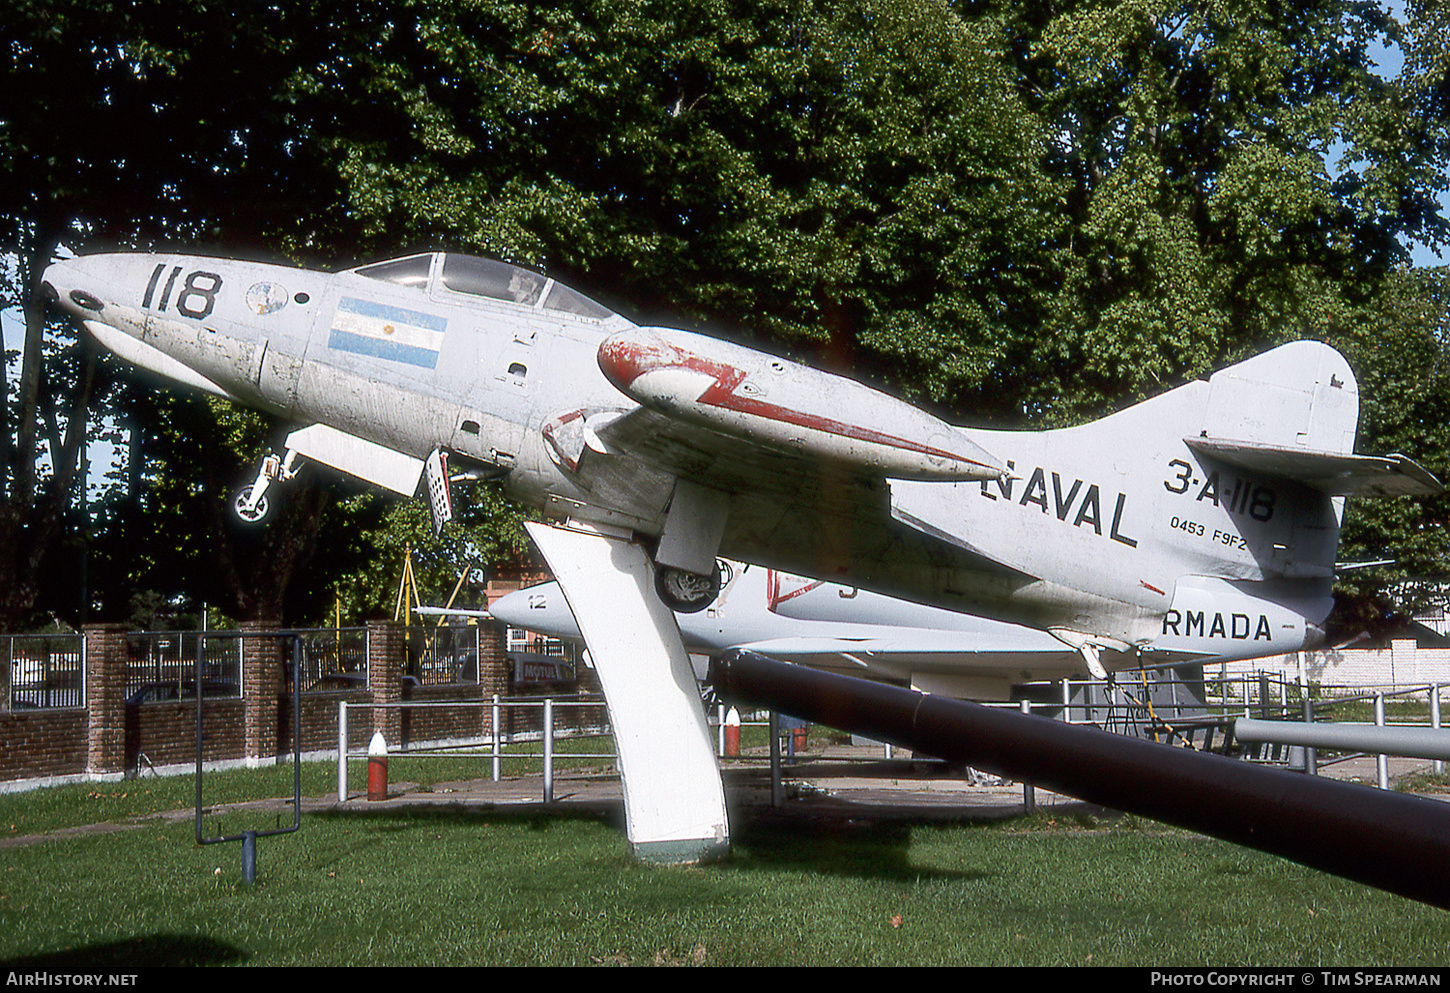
left=41, top=254, right=157, bottom=321
left=488, top=588, right=538, bottom=629
left=488, top=584, right=580, bottom=640
left=40, top=257, right=105, bottom=319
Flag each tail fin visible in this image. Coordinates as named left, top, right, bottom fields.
left=1200, top=340, right=1358, bottom=455
left=887, top=342, right=1440, bottom=651
left=1191, top=341, right=1437, bottom=497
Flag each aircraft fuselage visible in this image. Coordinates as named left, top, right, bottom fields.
left=44, top=250, right=1358, bottom=674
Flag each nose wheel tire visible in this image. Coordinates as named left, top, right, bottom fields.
left=232, top=485, right=272, bottom=524
left=655, top=563, right=722, bottom=613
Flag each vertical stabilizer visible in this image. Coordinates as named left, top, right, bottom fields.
left=885, top=341, right=1424, bottom=655
left=1201, top=341, right=1358, bottom=455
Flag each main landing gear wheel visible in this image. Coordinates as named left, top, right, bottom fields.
left=231, top=484, right=272, bottom=525
left=654, top=563, right=722, bottom=613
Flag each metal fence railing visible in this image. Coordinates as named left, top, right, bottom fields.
left=294, top=627, right=367, bottom=693
left=2, top=625, right=512, bottom=711
left=4, top=634, right=84, bottom=710
left=406, top=623, right=479, bottom=685
left=336, top=694, right=613, bottom=803
left=9, top=629, right=1447, bottom=791
left=124, top=632, right=242, bottom=705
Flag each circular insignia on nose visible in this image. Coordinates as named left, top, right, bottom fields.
left=246, top=281, right=289, bottom=315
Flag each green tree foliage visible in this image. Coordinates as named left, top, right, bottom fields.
left=1334, top=266, right=1450, bottom=631
left=298, top=1, right=1450, bottom=417
left=6, top=0, right=1450, bottom=628
left=294, top=0, right=1450, bottom=618
left=996, top=0, right=1450, bottom=419
left=290, top=0, right=1066, bottom=408
left=330, top=491, right=532, bottom=624
left=81, top=392, right=375, bottom=625
left=2, top=1, right=396, bottom=626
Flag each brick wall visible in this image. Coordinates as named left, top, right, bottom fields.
left=0, top=709, right=87, bottom=781
left=367, top=620, right=404, bottom=747
left=85, top=624, right=127, bottom=775
left=127, top=700, right=246, bottom=770
left=242, top=623, right=285, bottom=765
left=279, top=690, right=373, bottom=756
left=400, top=682, right=488, bottom=745
left=2, top=619, right=572, bottom=788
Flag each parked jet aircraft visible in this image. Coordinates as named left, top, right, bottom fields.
left=42, top=249, right=1441, bottom=861
left=494, top=562, right=1231, bottom=701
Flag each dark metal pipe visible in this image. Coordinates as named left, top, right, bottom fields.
left=1235, top=717, right=1450, bottom=760
left=710, top=650, right=1450, bottom=911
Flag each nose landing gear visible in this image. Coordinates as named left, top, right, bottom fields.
left=232, top=449, right=303, bottom=524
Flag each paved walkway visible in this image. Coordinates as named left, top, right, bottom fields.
left=3, top=744, right=1445, bottom=850
left=326, top=742, right=1449, bottom=823
left=342, top=749, right=1079, bottom=822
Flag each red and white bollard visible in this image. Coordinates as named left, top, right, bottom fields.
left=724, top=707, right=741, bottom=758
left=367, top=731, right=388, bottom=801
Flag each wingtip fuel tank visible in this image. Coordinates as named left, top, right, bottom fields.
left=598, top=326, right=1002, bottom=482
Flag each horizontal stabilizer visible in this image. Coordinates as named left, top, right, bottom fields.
left=1185, top=437, right=1443, bottom=497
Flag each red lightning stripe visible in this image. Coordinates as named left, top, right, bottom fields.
left=766, top=570, right=824, bottom=612
left=601, top=337, right=994, bottom=471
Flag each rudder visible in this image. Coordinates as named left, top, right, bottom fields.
left=1200, top=341, right=1358, bottom=456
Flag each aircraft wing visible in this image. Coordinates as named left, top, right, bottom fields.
left=578, top=404, right=1035, bottom=584
left=583, top=403, right=883, bottom=504
left=487, top=571, right=1133, bottom=698
left=730, top=633, right=1211, bottom=671
left=732, top=632, right=1080, bottom=671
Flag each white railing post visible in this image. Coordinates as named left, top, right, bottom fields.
left=492, top=694, right=501, bottom=782
left=1375, top=693, right=1388, bottom=790
left=1020, top=699, right=1035, bottom=812
left=543, top=697, right=554, bottom=804
left=1433, top=685, right=1444, bottom=777
left=769, top=710, right=782, bottom=807
left=1301, top=696, right=1317, bottom=776
left=337, top=701, right=348, bottom=802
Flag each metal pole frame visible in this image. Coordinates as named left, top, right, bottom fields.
left=543, top=697, right=554, bottom=803
left=492, top=694, right=502, bottom=781
left=195, top=630, right=303, bottom=885
left=1375, top=693, right=1389, bottom=790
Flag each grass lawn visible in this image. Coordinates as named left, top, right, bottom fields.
left=2, top=758, right=1449, bottom=967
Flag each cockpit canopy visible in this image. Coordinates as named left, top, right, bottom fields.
left=350, top=253, right=616, bottom=320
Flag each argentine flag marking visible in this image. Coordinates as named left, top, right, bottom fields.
left=329, top=297, right=448, bottom=369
